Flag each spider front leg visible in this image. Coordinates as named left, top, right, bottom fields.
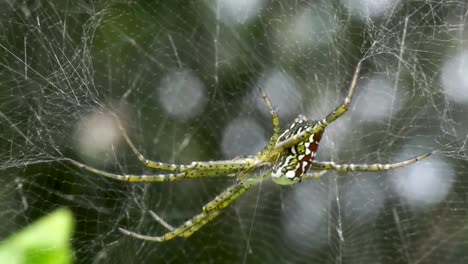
left=320, top=59, right=362, bottom=127
left=68, top=158, right=256, bottom=182
left=106, top=88, right=278, bottom=176
left=112, top=114, right=185, bottom=172
left=257, top=88, right=280, bottom=160
left=118, top=177, right=261, bottom=241
left=113, top=114, right=254, bottom=173
left=310, top=152, right=431, bottom=172
left=69, top=115, right=262, bottom=182
left=272, top=60, right=363, bottom=155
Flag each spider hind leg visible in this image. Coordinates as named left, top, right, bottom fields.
left=118, top=178, right=260, bottom=242
left=118, top=210, right=220, bottom=242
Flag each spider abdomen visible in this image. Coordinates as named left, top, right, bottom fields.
left=271, top=116, right=323, bottom=185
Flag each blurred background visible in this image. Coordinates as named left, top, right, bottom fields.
left=1, top=0, right=468, bottom=263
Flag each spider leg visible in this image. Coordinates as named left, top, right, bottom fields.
left=118, top=210, right=220, bottom=241
left=320, top=59, right=362, bottom=127
left=202, top=178, right=257, bottom=211
left=302, top=170, right=328, bottom=180
left=272, top=60, right=363, bottom=154
left=149, top=210, right=175, bottom=231
left=113, top=115, right=186, bottom=171
left=113, top=114, right=257, bottom=173
left=147, top=210, right=213, bottom=239
left=310, top=152, right=431, bottom=171
left=68, top=159, right=253, bottom=182
left=118, top=178, right=260, bottom=241
left=258, top=89, right=280, bottom=160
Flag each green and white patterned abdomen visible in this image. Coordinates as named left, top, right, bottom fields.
left=271, top=115, right=323, bottom=185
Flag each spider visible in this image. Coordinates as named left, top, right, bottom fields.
left=69, top=60, right=431, bottom=242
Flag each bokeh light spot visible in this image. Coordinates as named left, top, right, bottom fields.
left=353, top=76, right=399, bottom=121
left=342, top=0, right=396, bottom=19
left=158, top=69, right=207, bottom=120
left=221, top=117, right=266, bottom=158
left=74, top=112, right=120, bottom=164
left=440, top=50, right=468, bottom=103
left=390, top=155, right=453, bottom=208
left=216, top=0, right=266, bottom=25
left=255, top=69, right=301, bottom=119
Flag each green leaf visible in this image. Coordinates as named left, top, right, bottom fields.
left=0, top=208, right=74, bottom=264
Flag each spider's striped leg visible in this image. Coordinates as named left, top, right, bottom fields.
left=119, top=210, right=180, bottom=237
left=258, top=89, right=280, bottom=160
left=310, top=152, right=431, bottom=172
left=302, top=170, right=328, bottom=180
left=202, top=178, right=258, bottom=211
left=320, top=59, right=362, bottom=127
left=118, top=178, right=260, bottom=241
left=272, top=60, right=363, bottom=154
left=118, top=210, right=220, bottom=241
left=113, top=114, right=186, bottom=172
left=148, top=210, right=175, bottom=231
left=113, top=114, right=257, bottom=173
left=68, top=159, right=253, bottom=182
left=188, top=159, right=255, bottom=171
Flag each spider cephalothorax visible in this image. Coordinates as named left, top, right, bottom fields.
left=272, top=115, right=323, bottom=185
left=68, top=60, right=431, bottom=242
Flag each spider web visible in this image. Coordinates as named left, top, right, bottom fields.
left=1, top=1, right=468, bottom=263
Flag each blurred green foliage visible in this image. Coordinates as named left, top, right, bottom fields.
left=0, top=208, right=74, bottom=264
